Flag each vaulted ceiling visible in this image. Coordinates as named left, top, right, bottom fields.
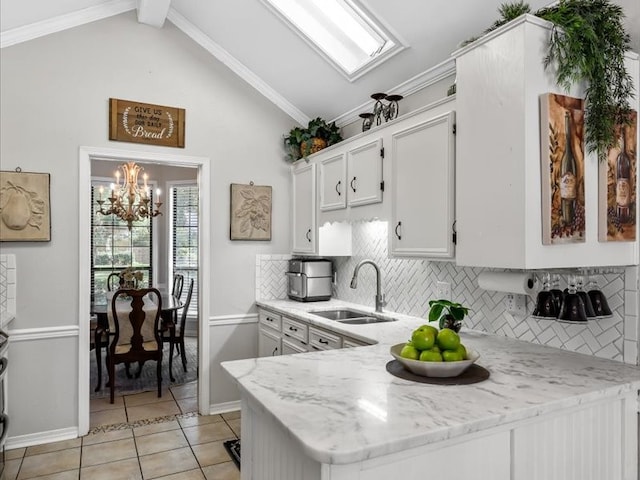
left=1, top=0, right=639, bottom=126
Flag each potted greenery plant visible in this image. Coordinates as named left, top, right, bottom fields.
left=463, top=0, right=634, bottom=161
left=284, top=117, right=343, bottom=162
left=428, top=299, right=470, bottom=332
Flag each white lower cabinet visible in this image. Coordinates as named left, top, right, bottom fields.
left=281, top=336, right=308, bottom=355
left=258, top=327, right=280, bottom=357
left=309, top=326, right=342, bottom=351
left=241, top=392, right=637, bottom=480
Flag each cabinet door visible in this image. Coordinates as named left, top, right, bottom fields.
left=291, top=162, right=316, bottom=254
left=258, top=327, right=281, bottom=357
left=390, top=111, right=455, bottom=258
left=319, top=153, right=347, bottom=211
left=347, top=138, right=383, bottom=207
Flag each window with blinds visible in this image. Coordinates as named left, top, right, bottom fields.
left=171, top=184, right=199, bottom=317
left=90, top=183, right=154, bottom=304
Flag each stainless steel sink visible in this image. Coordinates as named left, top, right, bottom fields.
left=309, top=309, right=396, bottom=324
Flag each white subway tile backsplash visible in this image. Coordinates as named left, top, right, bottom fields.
left=256, top=222, right=640, bottom=364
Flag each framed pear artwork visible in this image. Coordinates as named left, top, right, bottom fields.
left=0, top=169, right=51, bottom=242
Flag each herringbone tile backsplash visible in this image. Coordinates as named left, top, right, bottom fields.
left=257, top=221, right=639, bottom=364
left=0, top=254, right=16, bottom=314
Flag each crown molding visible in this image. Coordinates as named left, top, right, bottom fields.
left=332, top=56, right=456, bottom=127
left=0, top=0, right=136, bottom=49
left=167, top=8, right=310, bottom=126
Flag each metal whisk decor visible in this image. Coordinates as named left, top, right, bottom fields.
left=95, top=161, right=162, bottom=231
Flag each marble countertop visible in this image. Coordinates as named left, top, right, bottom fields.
left=222, top=299, right=640, bottom=465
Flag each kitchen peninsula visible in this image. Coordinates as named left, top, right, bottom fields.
left=222, top=299, right=640, bottom=480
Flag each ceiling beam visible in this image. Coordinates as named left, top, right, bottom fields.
left=137, top=0, right=171, bottom=28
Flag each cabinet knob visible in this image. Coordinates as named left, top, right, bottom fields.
left=350, top=177, right=357, bottom=192
left=395, top=221, right=402, bottom=240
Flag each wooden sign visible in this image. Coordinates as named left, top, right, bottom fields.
left=109, top=98, right=185, bottom=148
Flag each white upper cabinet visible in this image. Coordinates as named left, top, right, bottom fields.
left=318, top=138, right=384, bottom=212
left=291, top=162, right=316, bottom=254
left=453, top=14, right=639, bottom=269
left=390, top=110, right=456, bottom=258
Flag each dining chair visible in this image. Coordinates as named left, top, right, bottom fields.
left=172, top=274, right=185, bottom=300
left=105, top=288, right=163, bottom=403
left=162, top=278, right=194, bottom=377
left=107, top=272, right=121, bottom=291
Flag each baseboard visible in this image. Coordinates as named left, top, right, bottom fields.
left=209, top=400, right=241, bottom=415
left=6, top=427, right=78, bottom=450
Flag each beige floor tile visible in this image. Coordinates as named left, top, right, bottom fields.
left=170, top=381, right=197, bottom=400
left=90, top=395, right=125, bottom=413
left=177, top=414, right=223, bottom=428
left=90, top=408, right=127, bottom=428
left=183, top=422, right=236, bottom=446
left=220, top=411, right=240, bottom=422
left=135, top=429, right=188, bottom=456
left=127, top=400, right=180, bottom=422
left=151, top=469, right=205, bottom=480
left=123, top=389, right=172, bottom=408
left=5, top=447, right=26, bottom=460
left=138, top=446, right=199, bottom=479
left=17, top=448, right=80, bottom=479
left=190, top=440, right=232, bottom=467
left=26, top=438, right=82, bottom=456
left=3, top=458, right=22, bottom=480
left=83, top=428, right=133, bottom=446
left=177, top=396, right=198, bottom=414
left=202, top=462, right=239, bottom=480
left=80, top=457, right=141, bottom=480
left=133, top=419, right=180, bottom=437
left=81, top=438, right=136, bottom=467
left=22, top=471, right=79, bottom=480
left=225, top=419, right=241, bottom=438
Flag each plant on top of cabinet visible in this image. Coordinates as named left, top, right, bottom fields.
left=284, top=117, right=343, bottom=162
left=463, top=0, right=634, bottom=162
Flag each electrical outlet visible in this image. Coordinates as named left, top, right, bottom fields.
left=504, top=293, right=527, bottom=316
left=435, top=281, right=451, bottom=300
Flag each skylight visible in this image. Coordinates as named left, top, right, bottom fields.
left=263, top=0, right=403, bottom=80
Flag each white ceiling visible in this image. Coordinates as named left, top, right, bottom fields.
left=1, top=0, right=639, bottom=126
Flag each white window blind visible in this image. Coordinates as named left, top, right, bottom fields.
left=171, top=184, right=199, bottom=317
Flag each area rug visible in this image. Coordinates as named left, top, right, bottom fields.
left=90, top=336, right=198, bottom=398
left=224, top=439, right=241, bottom=470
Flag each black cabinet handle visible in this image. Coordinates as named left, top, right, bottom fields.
left=318, top=338, right=329, bottom=345
left=350, top=177, right=357, bottom=192
left=395, top=221, right=402, bottom=240
left=306, top=229, right=311, bottom=242
left=272, top=347, right=278, bottom=356
left=336, top=181, right=341, bottom=196
left=289, top=326, right=298, bottom=332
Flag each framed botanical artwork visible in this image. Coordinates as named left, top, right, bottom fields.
left=230, top=183, right=272, bottom=241
left=540, top=93, right=586, bottom=245
left=0, top=170, right=51, bottom=242
left=599, top=110, right=637, bottom=242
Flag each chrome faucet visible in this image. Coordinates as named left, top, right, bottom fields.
left=350, top=259, right=386, bottom=312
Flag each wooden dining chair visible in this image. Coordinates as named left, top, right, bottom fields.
left=105, top=288, right=163, bottom=403
left=172, top=274, right=185, bottom=300
left=162, top=279, right=194, bottom=378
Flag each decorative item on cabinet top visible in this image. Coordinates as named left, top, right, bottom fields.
left=358, top=93, right=404, bottom=132
left=230, top=182, right=272, bottom=241
left=461, top=1, right=634, bottom=162
left=0, top=167, right=50, bottom=242
left=284, top=117, right=343, bottom=162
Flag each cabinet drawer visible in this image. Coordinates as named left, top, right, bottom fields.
left=281, top=336, right=309, bottom=355
left=259, top=310, right=282, bottom=332
left=282, top=317, right=308, bottom=343
left=309, top=326, right=342, bottom=350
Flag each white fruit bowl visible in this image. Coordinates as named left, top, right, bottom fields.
left=390, top=343, right=480, bottom=378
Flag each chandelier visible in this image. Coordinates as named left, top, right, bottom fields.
left=96, top=161, right=162, bottom=230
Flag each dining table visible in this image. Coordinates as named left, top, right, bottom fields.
left=91, top=291, right=184, bottom=390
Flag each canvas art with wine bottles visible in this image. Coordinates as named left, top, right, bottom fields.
left=598, top=110, right=637, bottom=242
left=540, top=93, right=586, bottom=245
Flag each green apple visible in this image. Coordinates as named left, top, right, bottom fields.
left=411, top=326, right=436, bottom=351
left=400, top=343, right=420, bottom=360
left=419, top=349, right=443, bottom=362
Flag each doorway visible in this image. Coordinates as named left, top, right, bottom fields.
left=78, top=146, right=211, bottom=435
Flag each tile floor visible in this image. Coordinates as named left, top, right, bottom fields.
left=3, top=381, right=241, bottom=480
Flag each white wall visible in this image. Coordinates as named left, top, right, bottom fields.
left=0, top=11, right=294, bottom=439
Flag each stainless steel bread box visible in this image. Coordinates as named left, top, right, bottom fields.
left=286, top=259, right=332, bottom=302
